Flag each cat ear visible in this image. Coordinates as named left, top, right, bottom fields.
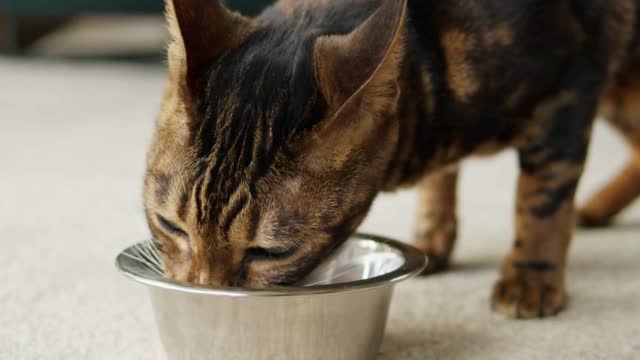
left=166, top=0, right=254, bottom=97
left=313, top=0, right=407, bottom=115
left=304, top=0, right=407, bottom=170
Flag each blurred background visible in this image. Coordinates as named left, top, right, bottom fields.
left=0, top=0, right=269, bottom=57
left=1, top=1, right=639, bottom=359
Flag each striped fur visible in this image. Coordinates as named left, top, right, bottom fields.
left=144, top=0, right=640, bottom=318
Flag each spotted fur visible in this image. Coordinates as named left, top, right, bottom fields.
left=144, top=0, right=640, bottom=318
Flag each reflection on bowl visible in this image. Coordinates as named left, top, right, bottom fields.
left=116, top=233, right=426, bottom=360
left=300, top=238, right=407, bottom=286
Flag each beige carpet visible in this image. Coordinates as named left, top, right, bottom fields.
left=1, top=57, right=639, bottom=360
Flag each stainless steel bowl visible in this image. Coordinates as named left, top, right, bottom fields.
left=116, top=233, right=426, bottom=360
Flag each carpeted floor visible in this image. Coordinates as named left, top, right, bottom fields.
left=1, top=58, right=639, bottom=360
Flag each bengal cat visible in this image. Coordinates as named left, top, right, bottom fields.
left=143, top=0, right=640, bottom=318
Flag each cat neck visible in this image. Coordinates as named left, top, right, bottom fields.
left=380, top=14, right=452, bottom=191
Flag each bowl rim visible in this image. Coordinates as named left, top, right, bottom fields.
left=115, top=233, right=427, bottom=297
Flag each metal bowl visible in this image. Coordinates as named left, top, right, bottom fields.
left=116, top=233, right=426, bottom=360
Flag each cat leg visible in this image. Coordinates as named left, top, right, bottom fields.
left=579, top=66, right=640, bottom=227
left=579, top=148, right=640, bottom=227
left=414, top=166, right=459, bottom=274
left=492, top=90, right=598, bottom=318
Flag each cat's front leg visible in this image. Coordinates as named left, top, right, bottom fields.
left=492, top=90, right=598, bottom=318
left=415, top=167, right=459, bottom=274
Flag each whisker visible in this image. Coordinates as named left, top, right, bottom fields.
left=148, top=250, right=164, bottom=268
left=146, top=250, right=162, bottom=265
left=302, top=264, right=364, bottom=286
left=138, top=249, right=163, bottom=270
left=121, top=252, right=164, bottom=276
left=127, top=252, right=161, bottom=271
left=127, top=241, right=165, bottom=272
left=136, top=242, right=162, bottom=267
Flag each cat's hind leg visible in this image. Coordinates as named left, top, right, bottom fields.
left=579, top=64, right=640, bottom=227
left=414, top=166, right=459, bottom=274
left=579, top=148, right=640, bottom=227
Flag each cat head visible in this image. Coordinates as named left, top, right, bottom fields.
left=144, top=0, right=407, bottom=287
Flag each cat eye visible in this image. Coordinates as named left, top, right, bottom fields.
left=244, top=246, right=298, bottom=262
left=156, top=215, right=189, bottom=239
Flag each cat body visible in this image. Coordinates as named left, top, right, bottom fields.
left=144, top=0, right=640, bottom=318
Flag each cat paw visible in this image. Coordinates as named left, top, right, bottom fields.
left=419, top=251, right=450, bottom=275
left=577, top=209, right=611, bottom=228
left=414, top=219, right=457, bottom=275
left=491, top=278, right=566, bottom=318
